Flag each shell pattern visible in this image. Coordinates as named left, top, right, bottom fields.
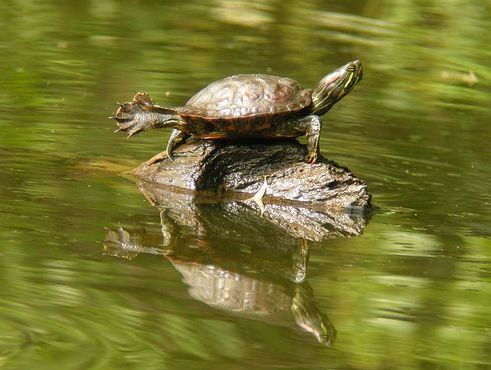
left=181, top=74, right=312, bottom=119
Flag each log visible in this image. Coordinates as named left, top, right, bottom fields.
left=131, top=139, right=371, bottom=211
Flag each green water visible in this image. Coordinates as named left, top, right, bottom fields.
left=1, top=1, right=490, bottom=369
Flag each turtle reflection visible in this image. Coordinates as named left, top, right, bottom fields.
left=169, top=254, right=336, bottom=345
left=104, top=182, right=369, bottom=345
left=104, top=225, right=335, bottom=345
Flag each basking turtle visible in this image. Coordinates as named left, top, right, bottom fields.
left=111, top=60, right=363, bottom=163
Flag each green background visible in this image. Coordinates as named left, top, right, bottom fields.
left=0, top=1, right=490, bottom=369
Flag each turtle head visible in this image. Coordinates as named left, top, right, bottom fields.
left=311, top=60, right=363, bottom=116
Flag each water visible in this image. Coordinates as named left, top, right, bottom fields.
left=1, top=1, right=490, bottom=369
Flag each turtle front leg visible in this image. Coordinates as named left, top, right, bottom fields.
left=166, top=129, right=190, bottom=161
left=297, top=115, right=322, bottom=164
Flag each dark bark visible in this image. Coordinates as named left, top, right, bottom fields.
left=131, top=139, right=371, bottom=211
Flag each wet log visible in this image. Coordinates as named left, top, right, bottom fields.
left=131, top=139, right=371, bottom=211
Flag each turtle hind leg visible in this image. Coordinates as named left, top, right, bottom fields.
left=110, top=92, right=182, bottom=137
left=166, top=129, right=190, bottom=161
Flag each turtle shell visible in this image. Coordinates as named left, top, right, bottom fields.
left=177, top=74, right=312, bottom=136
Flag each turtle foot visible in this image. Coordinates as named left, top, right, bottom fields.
left=306, top=152, right=319, bottom=164
left=110, top=93, right=161, bottom=137
left=111, top=93, right=181, bottom=137
left=112, top=116, right=148, bottom=138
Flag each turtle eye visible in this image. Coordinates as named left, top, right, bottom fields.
left=347, top=64, right=357, bottom=73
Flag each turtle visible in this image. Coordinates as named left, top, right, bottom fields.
left=111, top=60, right=363, bottom=163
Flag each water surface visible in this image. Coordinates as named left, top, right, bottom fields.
left=1, top=1, right=490, bottom=369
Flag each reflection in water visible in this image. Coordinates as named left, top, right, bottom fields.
left=105, top=225, right=336, bottom=345
left=0, top=0, right=489, bottom=367
left=104, top=182, right=370, bottom=345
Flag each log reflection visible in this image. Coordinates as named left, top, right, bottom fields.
left=104, top=182, right=370, bottom=345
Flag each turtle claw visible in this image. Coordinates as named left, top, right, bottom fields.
left=111, top=107, right=147, bottom=137
left=166, top=150, right=175, bottom=162
left=125, top=124, right=146, bottom=138
left=113, top=120, right=145, bottom=138
left=306, top=153, right=318, bottom=164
